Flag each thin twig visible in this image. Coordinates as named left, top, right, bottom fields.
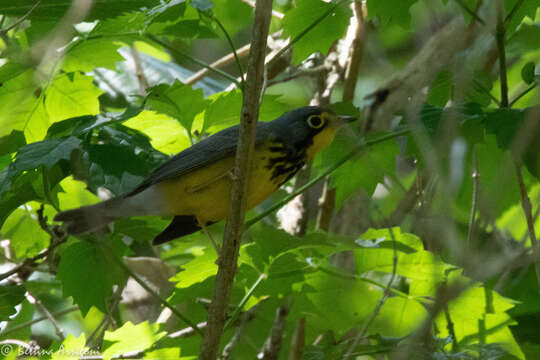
left=259, top=303, right=290, bottom=360
left=0, top=236, right=66, bottom=282
left=473, top=79, right=501, bottom=107
left=25, top=291, right=65, bottom=340
left=199, top=0, right=273, bottom=358
left=146, top=34, right=241, bottom=86
left=185, top=43, right=251, bottom=85
left=224, top=273, right=266, bottom=330
left=342, top=0, right=367, bottom=102
left=168, top=322, right=207, bottom=339
left=504, top=0, right=525, bottom=28
left=496, top=2, right=509, bottom=107
left=130, top=44, right=149, bottom=96
left=289, top=318, right=305, bottom=360
left=86, top=285, right=125, bottom=347
left=509, top=83, right=537, bottom=107
left=514, top=160, right=540, bottom=291
left=454, top=0, right=486, bottom=25
left=466, top=146, right=479, bottom=247
left=444, top=307, right=458, bottom=351
left=0, top=306, right=78, bottom=337
left=0, top=0, right=42, bottom=36
left=212, top=15, right=245, bottom=87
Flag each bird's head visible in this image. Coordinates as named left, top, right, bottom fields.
left=271, top=106, right=356, bottom=160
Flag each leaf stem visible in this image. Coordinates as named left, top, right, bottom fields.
left=504, top=0, right=525, bottom=28
left=224, top=273, right=267, bottom=330
left=514, top=160, right=540, bottom=291
left=473, top=79, right=501, bottom=107
left=454, top=0, right=486, bottom=24
left=466, top=146, right=479, bottom=247
left=146, top=34, right=241, bottom=86
left=509, top=82, right=537, bottom=107
left=0, top=306, right=78, bottom=337
left=246, top=129, right=410, bottom=228
left=211, top=15, right=245, bottom=87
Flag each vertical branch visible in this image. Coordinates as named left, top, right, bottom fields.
left=466, top=146, right=479, bottom=248
left=259, top=304, right=290, bottom=360
left=496, top=0, right=509, bottom=108
left=514, top=161, right=540, bottom=290
left=130, top=44, right=149, bottom=96
left=199, top=0, right=273, bottom=358
left=316, top=0, right=366, bottom=231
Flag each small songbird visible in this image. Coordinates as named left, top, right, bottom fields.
left=54, top=106, right=354, bottom=244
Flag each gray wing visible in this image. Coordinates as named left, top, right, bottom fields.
left=126, top=122, right=273, bottom=196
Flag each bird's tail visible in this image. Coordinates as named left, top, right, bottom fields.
left=54, top=198, right=124, bottom=235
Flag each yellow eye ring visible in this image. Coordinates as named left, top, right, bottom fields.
left=307, top=115, right=325, bottom=129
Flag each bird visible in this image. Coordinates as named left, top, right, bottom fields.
left=54, top=106, right=355, bottom=245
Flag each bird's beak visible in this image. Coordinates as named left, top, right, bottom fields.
left=337, top=115, right=357, bottom=123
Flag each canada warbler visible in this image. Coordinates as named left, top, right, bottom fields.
left=54, top=106, right=354, bottom=244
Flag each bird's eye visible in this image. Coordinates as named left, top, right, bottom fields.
left=307, top=115, right=325, bottom=129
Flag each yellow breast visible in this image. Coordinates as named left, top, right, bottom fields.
left=155, top=143, right=299, bottom=224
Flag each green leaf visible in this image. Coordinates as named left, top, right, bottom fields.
left=47, top=107, right=144, bottom=138
left=146, top=80, right=206, bottom=132
left=161, top=20, right=217, bottom=39
left=190, top=0, right=214, bottom=11
left=0, top=299, right=34, bottom=340
left=2, top=206, right=49, bottom=258
left=368, top=297, right=428, bottom=337
left=331, top=133, right=399, bottom=209
left=114, top=216, right=172, bottom=243
left=169, top=248, right=218, bottom=288
left=0, top=62, right=31, bottom=83
left=0, top=285, right=25, bottom=321
left=56, top=176, right=100, bottom=211
left=0, top=70, right=44, bottom=140
left=283, top=0, right=352, bottom=64
left=90, top=11, right=148, bottom=40
left=508, top=23, right=540, bottom=57
left=203, top=90, right=288, bottom=133
left=436, top=284, right=523, bottom=359
left=13, top=137, right=81, bottom=174
left=0, top=130, right=25, bottom=156
left=504, top=0, right=540, bottom=34
left=45, top=73, right=103, bottom=122
left=123, top=110, right=192, bottom=154
left=366, top=0, right=418, bottom=27
left=148, top=0, right=186, bottom=23
left=63, top=40, right=123, bottom=72
left=427, top=70, right=452, bottom=107
left=521, top=61, right=536, bottom=84
left=298, top=268, right=381, bottom=336
left=0, top=0, right=161, bottom=21
left=102, top=321, right=166, bottom=360
left=51, top=333, right=88, bottom=360
left=56, top=241, right=127, bottom=315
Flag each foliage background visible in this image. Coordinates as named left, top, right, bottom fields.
left=0, top=0, right=540, bottom=359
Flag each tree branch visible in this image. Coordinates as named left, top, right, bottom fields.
left=514, top=161, right=540, bottom=291
left=199, top=0, right=273, bottom=358
left=259, top=303, right=290, bottom=360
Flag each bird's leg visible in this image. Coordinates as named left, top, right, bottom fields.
left=199, top=220, right=220, bottom=257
